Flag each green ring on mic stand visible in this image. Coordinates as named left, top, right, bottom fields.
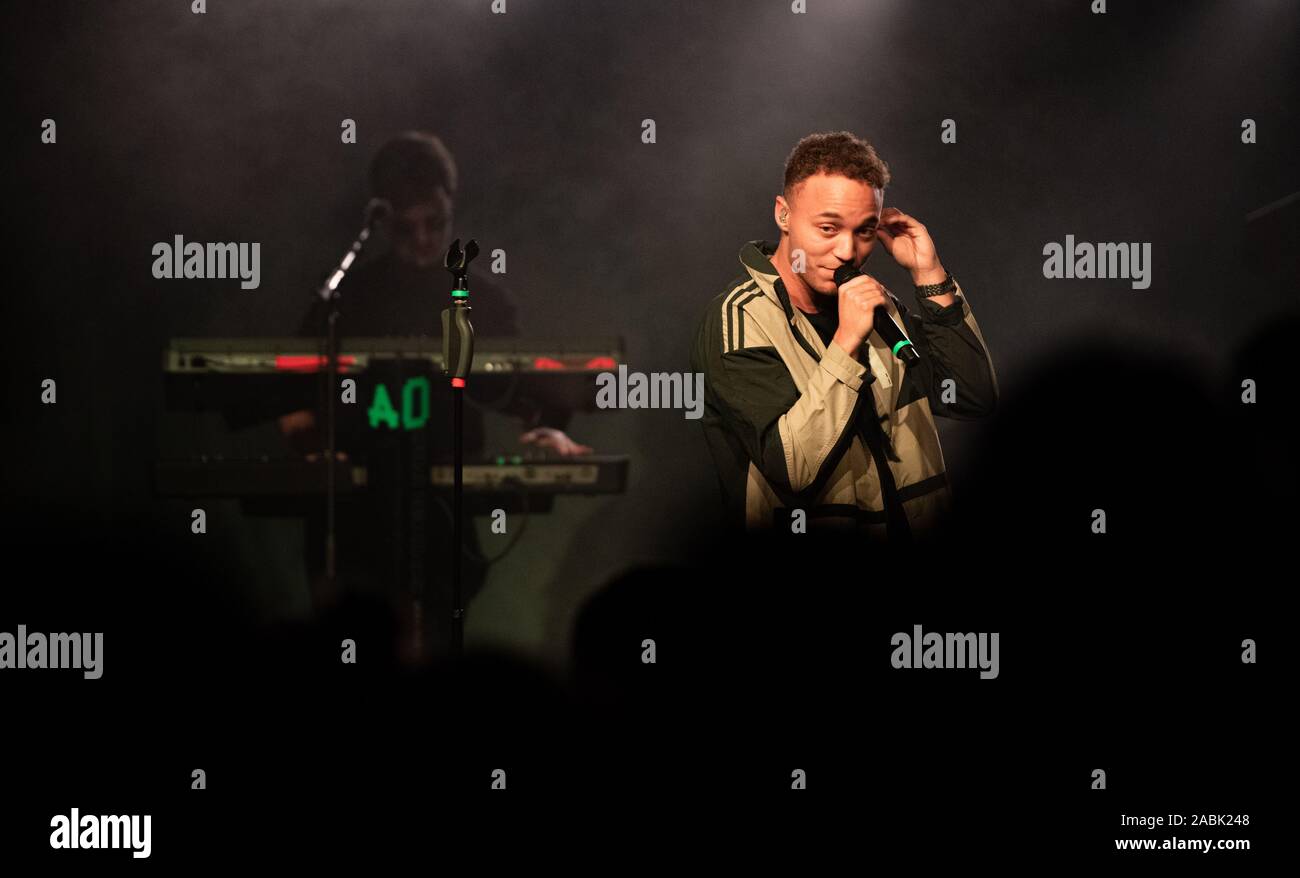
left=891, top=339, right=914, bottom=356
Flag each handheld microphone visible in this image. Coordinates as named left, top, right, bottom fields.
left=832, top=263, right=919, bottom=365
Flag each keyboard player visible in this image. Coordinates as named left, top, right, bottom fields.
left=278, top=131, right=592, bottom=662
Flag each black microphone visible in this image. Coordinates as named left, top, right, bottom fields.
left=316, top=199, right=391, bottom=302
left=363, top=197, right=393, bottom=228
left=832, top=263, right=919, bottom=365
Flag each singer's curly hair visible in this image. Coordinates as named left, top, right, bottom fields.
left=369, top=131, right=459, bottom=209
left=783, top=131, right=891, bottom=202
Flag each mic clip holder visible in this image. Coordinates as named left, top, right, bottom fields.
left=442, top=237, right=478, bottom=380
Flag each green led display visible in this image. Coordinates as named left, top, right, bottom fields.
left=367, top=376, right=431, bottom=431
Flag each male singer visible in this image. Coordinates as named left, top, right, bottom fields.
left=690, top=131, right=998, bottom=544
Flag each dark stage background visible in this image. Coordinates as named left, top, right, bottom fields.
left=1, top=0, right=1294, bottom=864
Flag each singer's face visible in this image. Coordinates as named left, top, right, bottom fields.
left=391, top=193, right=453, bottom=270
left=781, top=173, right=883, bottom=294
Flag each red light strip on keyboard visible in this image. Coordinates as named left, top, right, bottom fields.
left=274, top=355, right=358, bottom=373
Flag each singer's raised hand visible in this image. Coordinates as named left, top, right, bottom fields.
left=875, top=208, right=946, bottom=285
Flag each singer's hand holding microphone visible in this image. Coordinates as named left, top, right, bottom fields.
left=831, top=272, right=889, bottom=361
left=830, top=263, right=920, bottom=365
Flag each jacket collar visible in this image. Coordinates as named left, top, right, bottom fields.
left=739, top=240, right=795, bottom=320
left=739, top=239, right=831, bottom=365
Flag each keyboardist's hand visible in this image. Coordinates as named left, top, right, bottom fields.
left=279, top=410, right=349, bottom=462
left=518, top=427, right=594, bottom=457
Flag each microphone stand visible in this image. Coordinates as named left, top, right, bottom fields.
left=314, top=199, right=390, bottom=594
left=441, top=238, right=478, bottom=656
